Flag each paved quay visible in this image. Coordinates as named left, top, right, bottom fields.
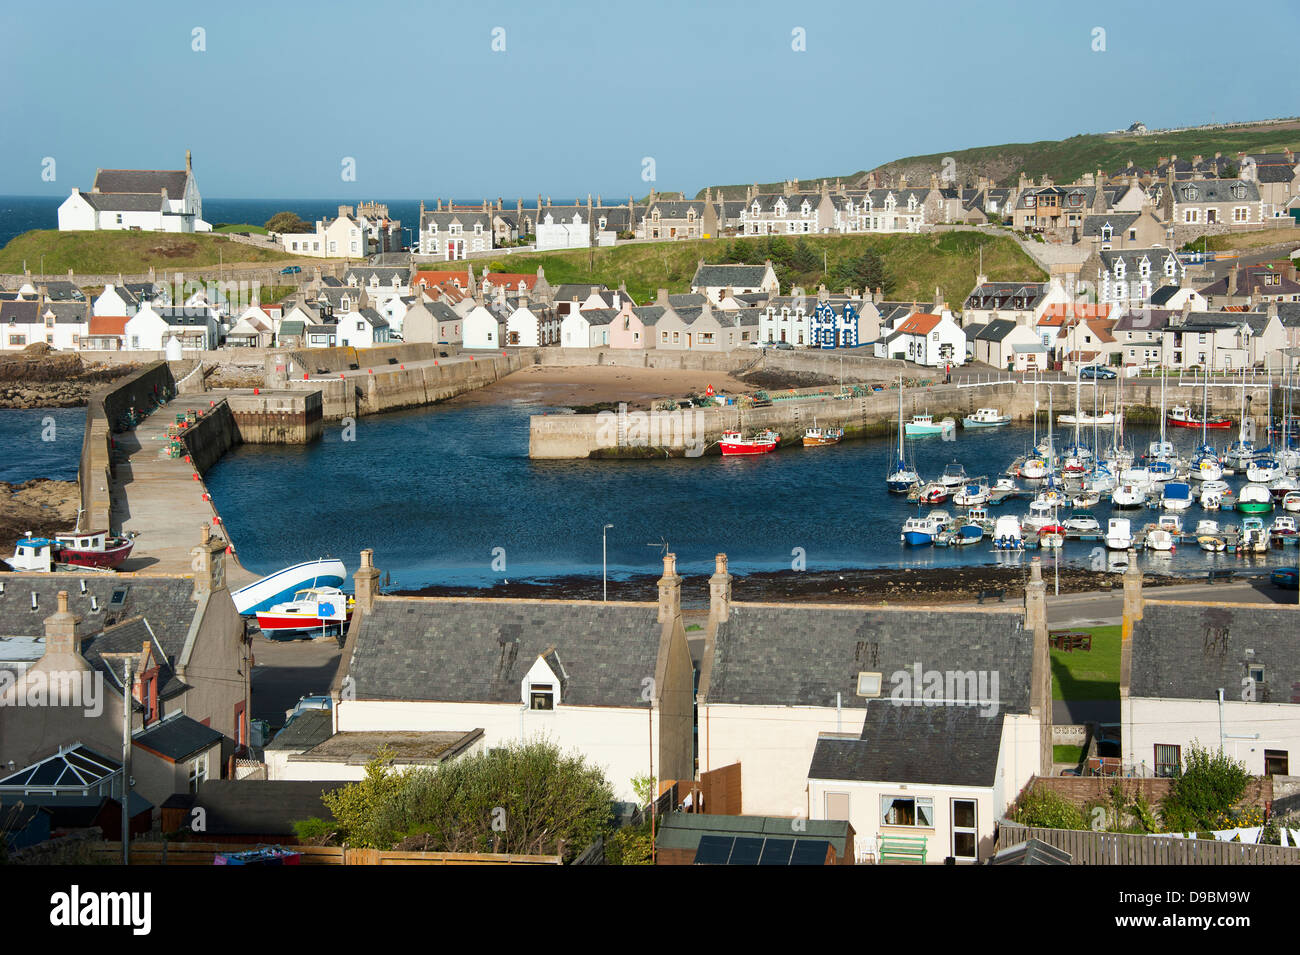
left=109, top=391, right=255, bottom=586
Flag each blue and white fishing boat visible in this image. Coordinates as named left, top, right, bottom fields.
left=962, top=407, right=1010, bottom=428
left=900, top=510, right=948, bottom=546
left=231, top=558, right=348, bottom=616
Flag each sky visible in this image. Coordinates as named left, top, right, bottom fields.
left=2, top=0, right=1298, bottom=200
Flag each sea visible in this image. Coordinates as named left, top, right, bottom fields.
left=0, top=195, right=555, bottom=248
left=1, top=399, right=1293, bottom=589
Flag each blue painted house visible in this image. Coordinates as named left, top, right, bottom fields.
left=810, top=295, right=879, bottom=348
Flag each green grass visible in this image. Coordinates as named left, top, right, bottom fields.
left=1050, top=625, right=1122, bottom=702
left=213, top=223, right=269, bottom=235
left=1182, top=229, right=1300, bottom=253
left=497, top=231, right=1043, bottom=302
left=0, top=229, right=294, bottom=273
left=704, top=119, right=1300, bottom=194
left=1053, top=744, right=1084, bottom=765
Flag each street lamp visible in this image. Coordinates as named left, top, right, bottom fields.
left=602, top=524, right=614, bottom=601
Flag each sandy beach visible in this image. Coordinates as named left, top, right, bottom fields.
left=449, top=363, right=757, bottom=410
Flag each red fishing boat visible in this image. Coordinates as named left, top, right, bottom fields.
left=1166, top=405, right=1232, bottom=429
left=52, top=529, right=135, bottom=568
left=719, top=429, right=780, bottom=456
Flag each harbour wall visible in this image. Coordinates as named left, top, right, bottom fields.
left=528, top=379, right=1283, bottom=459
left=179, top=392, right=323, bottom=474
left=267, top=344, right=525, bottom=420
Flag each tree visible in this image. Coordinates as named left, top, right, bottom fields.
left=790, top=238, right=820, bottom=274
left=319, top=747, right=406, bottom=849
left=264, top=211, right=312, bottom=234
left=828, top=249, right=891, bottom=295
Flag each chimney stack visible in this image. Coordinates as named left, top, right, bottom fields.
left=709, top=554, right=731, bottom=623
left=657, top=553, right=681, bottom=624
left=1024, top=558, right=1052, bottom=775
left=353, top=548, right=381, bottom=614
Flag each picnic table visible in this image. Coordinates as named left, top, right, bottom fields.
left=1049, top=631, right=1092, bottom=652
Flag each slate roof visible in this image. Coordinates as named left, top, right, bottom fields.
left=41, top=303, right=89, bottom=324
left=344, top=597, right=664, bottom=707
left=632, top=305, right=667, bottom=326
left=975, top=318, right=1019, bottom=342
left=36, top=281, right=86, bottom=302
left=648, top=200, right=706, bottom=218
left=177, top=780, right=348, bottom=836
left=1169, top=179, right=1260, bottom=203
left=692, top=264, right=770, bottom=289
left=990, top=837, right=1073, bottom=865
left=133, top=712, right=223, bottom=762
left=345, top=266, right=410, bottom=287
left=1098, top=247, right=1182, bottom=274
left=149, top=306, right=215, bottom=327
left=0, top=300, right=39, bottom=323
left=0, top=576, right=196, bottom=661
left=668, top=293, right=706, bottom=310
left=553, top=283, right=606, bottom=302
left=964, top=282, right=1050, bottom=310
left=1130, top=602, right=1300, bottom=703
left=81, top=193, right=166, bottom=213
left=808, top=706, right=1007, bottom=788
left=355, top=307, right=389, bottom=329
left=265, top=707, right=334, bottom=752
left=278, top=320, right=306, bottom=336
left=578, top=307, right=618, bottom=327
left=1081, top=213, right=1140, bottom=237
left=93, top=168, right=189, bottom=196
left=1198, top=268, right=1300, bottom=298
left=705, top=604, right=1030, bottom=711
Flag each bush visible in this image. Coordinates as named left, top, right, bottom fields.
left=1011, top=785, right=1088, bottom=830
left=1159, top=743, right=1250, bottom=833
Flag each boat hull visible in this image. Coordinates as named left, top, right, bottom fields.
left=902, top=531, right=935, bottom=547
left=232, top=559, right=348, bottom=616
left=58, top=541, right=134, bottom=569
left=1167, top=415, right=1232, bottom=429
left=255, top=612, right=350, bottom=635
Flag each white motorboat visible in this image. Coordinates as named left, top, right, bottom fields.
left=1195, top=519, right=1220, bottom=536
left=1160, top=481, right=1193, bottom=512
left=232, top=558, right=348, bottom=616
left=1283, top=491, right=1300, bottom=513
left=1246, top=458, right=1280, bottom=484
left=1198, top=535, right=1226, bottom=553
left=963, top=407, right=1010, bottom=428
left=1106, top=517, right=1133, bottom=550
left=939, top=461, right=969, bottom=489
left=1111, top=483, right=1146, bottom=509
left=1020, top=457, right=1049, bottom=480
left=255, top=586, right=353, bottom=635
left=901, top=511, right=947, bottom=546
left=1063, top=511, right=1100, bottom=533
left=1156, top=514, right=1183, bottom=535
left=953, top=478, right=991, bottom=507
left=992, top=515, right=1024, bottom=550
left=1145, top=528, right=1175, bottom=553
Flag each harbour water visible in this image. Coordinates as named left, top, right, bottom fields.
left=0, top=408, right=85, bottom=482
left=196, top=400, right=1299, bottom=589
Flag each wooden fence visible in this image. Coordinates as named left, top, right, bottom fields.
left=91, top=841, right=561, bottom=866
left=997, top=823, right=1300, bottom=865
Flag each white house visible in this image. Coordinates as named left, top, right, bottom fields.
left=337, top=308, right=391, bottom=349
left=504, top=303, right=558, bottom=347
left=462, top=303, right=505, bottom=349
left=124, top=302, right=219, bottom=351
left=876, top=309, right=965, bottom=367
left=92, top=282, right=168, bottom=318
left=1122, top=577, right=1300, bottom=780
left=696, top=555, right=1049, bottom=863
left=326, top=552, right=696, bottom=805
left=58, top=151, right=208, bottom=232
left=691, top=261, right=780, bottom=305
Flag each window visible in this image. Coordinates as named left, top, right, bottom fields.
left=1154, top=744, right=1181, bottom=777
left=881, top=795, right=933, bottom=828
left=856, top=671, right=882, bottom=697
left=1264, top=750, right=1289, bottom=776
left=825, top=792, right=850, bottom=821
left=1233, top=206, right=1249, bottom=223
left=188, top=753, right=208, bottom=793
left=951, top=799, right=978, bottom=860
left=1185, top=209, right=1199, bottom=224
left=529, top=683, right=554, bottom=711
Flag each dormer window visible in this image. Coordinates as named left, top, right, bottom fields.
left=1231, top=182, right=1247, bottom=200
left=528, top=683, right=554, bottom=710
left=1184, top=185, right=1199, bottom=201
left=1113, top=261, right=1125, bottom=279
left=1164, top=258, right=1176, bottom=277
left=907, top=195, right=917, bottom=211
left=800, top=201, right=810, bottom=215
left=1139, top=258, right=1151, bottom=279
left=1101, top=223, right=1112, bottom=241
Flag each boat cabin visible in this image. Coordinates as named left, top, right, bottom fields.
left=9, top=536, right=55, bottom=572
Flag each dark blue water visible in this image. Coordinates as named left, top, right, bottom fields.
left=201, top=401, right=1297, bottom=589
left=0, top=196, right=551, bottom=248
left=0, top=408, right=85, bottom=482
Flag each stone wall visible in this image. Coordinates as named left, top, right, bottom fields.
left=1025, top=774, right=1273, bottom=811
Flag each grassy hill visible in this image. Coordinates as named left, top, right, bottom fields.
left=701, top=118, right=1300, bottom=197
left=0, top=229, right=294, bottom=274
left=488, top=231, right=1043, bottom=303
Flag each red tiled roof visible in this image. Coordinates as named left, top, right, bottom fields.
left=89, top=316, right=128, bottom=336
left=896, top=313, right=941, bottom=335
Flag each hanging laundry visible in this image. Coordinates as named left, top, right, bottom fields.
left=1238, top=827, right=1262, bottom=845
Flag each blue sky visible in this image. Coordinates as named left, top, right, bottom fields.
left=2, top=0, right=1297, bottom=199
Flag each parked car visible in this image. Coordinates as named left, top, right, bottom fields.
left=1271, top=567, right=1298, bottom=589
left=1080, top=365, right=1116, bottom=380
left=283, top=694, right=331, bottom=726
left=280, top=265, right=303, bottom=275
left=773, top=341, right=794, bottom=351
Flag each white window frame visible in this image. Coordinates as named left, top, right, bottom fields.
left=881, top=795, right=934, bottom=829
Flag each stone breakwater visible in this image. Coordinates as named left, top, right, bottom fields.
left=529, top=378, right=1282, bottom=459
left=0, top=351, right=145, bottom=409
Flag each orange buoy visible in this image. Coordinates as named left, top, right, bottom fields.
left=226, top=545, right=233, bottom=554
left=254, top=387, right=259, bottom=395
left=193, top=473, right=200, bottom=481
left=212, top=516, right=220, bottom=524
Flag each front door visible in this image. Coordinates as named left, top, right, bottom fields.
left=686, top=332, right=692, bottom=348
left=951, top=799, right=978, bottom=861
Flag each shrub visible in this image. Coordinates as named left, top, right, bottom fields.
left=1011, top=785, right=1088, bottom=830
left=1159, top=743, right=1250, bottom=833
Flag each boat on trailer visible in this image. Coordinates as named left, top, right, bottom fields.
left=231, top=558, right=348, bottom=616
left=255, top=587, right=354, bottom=636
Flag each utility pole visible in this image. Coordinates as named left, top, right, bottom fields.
left=121, top=656, right=133, bottom=865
